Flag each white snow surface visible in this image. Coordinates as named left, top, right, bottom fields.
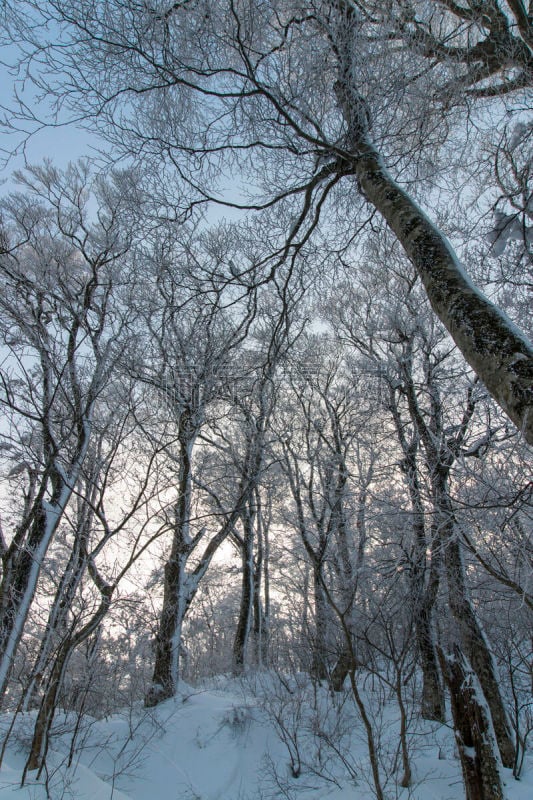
left=0, top=674, right=530, bottom=800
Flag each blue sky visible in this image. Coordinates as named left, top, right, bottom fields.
left=0, top=43, right=100, bottom=194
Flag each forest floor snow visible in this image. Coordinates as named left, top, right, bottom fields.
left=0, top=673, right=530, bottom=800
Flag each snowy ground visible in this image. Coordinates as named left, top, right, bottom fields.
left=0, top=675, right=530, bottom=800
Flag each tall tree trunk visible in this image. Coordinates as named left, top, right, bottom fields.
left=0, top=493, right=71, bottom=703
left=252, top=564, right=268, bottom=668
left=311, top=567, right=331, bottom=681
left=416, top=587, right=444, bottom=722
left=145, top=551, right=190, bottom=707
left=444, top=531, right=516, bottom=768
left=233, top=506, right=255, bottom=675
left=333, top=1, right=532, bottom=440
left=396, top=337, right=514, bottom=760
left=399, top=437, right=445, bottom=721
left=252, top=488, right=269, bottom=668
left=410, top=480, right=445, bottom=721
left=22, top=520, right=90, bottom=711
left=440, top=646, right=505, bottom=800
left=145, top=418, right=196, bottom=707
left=330, top=469, right=364, bottom=693
left=435, top=479, right=515, bottom=767
left=352, top=137, right=533, bottom=443
left=24, top=587, right=112, bottom=778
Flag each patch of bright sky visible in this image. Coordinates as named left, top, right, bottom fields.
left=0, top=41, right=107, bottom=195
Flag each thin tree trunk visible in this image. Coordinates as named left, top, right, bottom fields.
left=233, top=506, right=255, bottom=674
left=410, top=473, right=444, bottom=722
left=396, top=670, right=412, bottom=788
left=253, top=488, right=269, bottom=668
left=24, top=588, right=112, bottom=779
left=397, top=429, right=445, bottom=722
left=0, top=493, right=70, bottom=703
left=347, top=666, right=385, bottom=800
left=251, top=533, right=267, bottom=668
left=22, top=523, right=89, bottom=711
left=416, top=593, right=444, bottom=722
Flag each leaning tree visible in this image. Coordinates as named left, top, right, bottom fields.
left=5, top=0, right=533, bottom=441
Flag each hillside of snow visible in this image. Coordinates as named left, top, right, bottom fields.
left=0, top=674, right=530, bottom=800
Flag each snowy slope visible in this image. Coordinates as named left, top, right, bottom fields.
left=0, top=675, right=530, bottom=800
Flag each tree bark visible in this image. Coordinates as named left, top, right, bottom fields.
left=443, top=523, right=516, bottom=768
left=440, top=645, right=505, bottom=800
left=145, top=414, right=197, bottom=707
left=311, top=567, right=331, bottom=681
left=24, top=587, right=112, bottom=778
left=252, top=508, right=269, bottom=668
left=0, top=488, right=74, bottom=703
left=392, top=399, right=445, bottom=722
left=232, top=505, right=255, bottom=675
left=395, top=334, right=516, bottom=764
left=352, top=139, right=533, bottom=443
left=145, top=552, right=189, bottom=707
left=22, top=515, right=90, bottom=711
left=330, top=647, right=357, bottom=691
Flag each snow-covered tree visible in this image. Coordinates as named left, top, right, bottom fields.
left=0, top=163, right=137, bottom=703
left=6, top=0, right=533, bottom=440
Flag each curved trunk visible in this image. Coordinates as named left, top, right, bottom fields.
left=0, top=415, right=93, bottom=704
